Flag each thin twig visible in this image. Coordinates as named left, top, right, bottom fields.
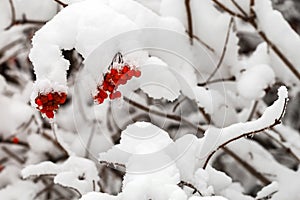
left=123, top=96, right=205, bottom=135
left=247, top=100, right=258, bottom=121
left=41, top=131, right=69, bottom=157
left=50, top=122, right=58, bottom=141
left=0, top=137, right=29, bottom=148
left=185, top=0, right=193, bottom=44
left=6, top=0, right=16, bottom=30
left=5, top=13, right=46, bottom=30
left=178, top=181, right=203, bottom=196
left=0, top=157, right=8, bottom=165
left=0, top=38, right=24, bottom=56
left=222, top=147, right=271, bottom=185
left=190, top=33, right=215, bottom=52
left=212, top=0, right=247, bottom=21
left=230, top=0, right=248, bottom=17
left=99, top=160, right=126, bottom=170
left=206, top=17, right=234, bottom=82
left=85, top=121, right=96, bottom=158
left=197, top=76, right=236, bottom=87
left=34, top=183, right=55, bottom=199
left=264, top=131, right=300, bottom=163
left=2, top=146, right=25, bottom=164
left=203, top=97, right=288, bottom=169
left=53, top=0, right=68, bottom=7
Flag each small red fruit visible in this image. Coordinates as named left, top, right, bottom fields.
left=128, top=70, right=135, bottom=77
left=109, top=91, right=121, bottom=99
left=45, top=111, right=54, bottom=118
left=47, top=93, right=53, bottom=101
left=12, top=137, right=19, bottom=144
left=134, top=70, right=141, bottom=77
left=99, top=89, right=108, bottom=99
left=122, top=65, right=130, bottom=73
left=35, top=98, right=42, bottom=106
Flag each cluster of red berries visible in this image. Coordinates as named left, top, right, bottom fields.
left=94, top=65, right=141, bottom=104
left=35, top=92, right=67, bottom=118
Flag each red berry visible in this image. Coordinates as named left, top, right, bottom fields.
left=12, top=137, right=19, bottom=144
left=59, top=93, right=67, bottom=104
left=114, top=91, right=121, bottom=98
left=134, top=70, right=141, bottom=77
left=128, top=70, right=135, bottom=77
left=109, top=91, right=121, bottom=99
left=99, top=89, right=108, bottom=99
left=96, top=97, right=104, bottom=104
left=47, top=93, right=53, bottom=101
left=40, top=96, right=48, bottom=104
left=107, top=85, right=115, bottom=92
left=45, top=111, right=54, bottom=118
left=110, top=69, right=118, bottom=75
left=122, top=65, right=130, bottom=73
left=35, top=98, right=42, bottom=106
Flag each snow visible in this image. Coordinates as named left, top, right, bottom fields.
left=0, top=94, right=33, bottom=135
left=237, top=64, right=275, bottom=100
left=188, top=197, right=228, bottom=200
left=192, top=87, right=225, bottom=115
left=99, top=122, right=173, bottom=164
left=256, top=182, right=279, bottom=199
left=0, top=180, right=41, bottom=200
left=22, top=156, right=99, bottom=195
left=80, top=192, right=118, bottom=200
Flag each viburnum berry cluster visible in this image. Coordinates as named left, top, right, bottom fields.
left=34, top=92, right=67, bottom=118
left=94, top=53, right=141, bottom=104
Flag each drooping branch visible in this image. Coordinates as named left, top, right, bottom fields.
left=203, top=96, right=288, bottom=169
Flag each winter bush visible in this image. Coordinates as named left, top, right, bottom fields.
left=0, top=0, right=300, bottom=199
